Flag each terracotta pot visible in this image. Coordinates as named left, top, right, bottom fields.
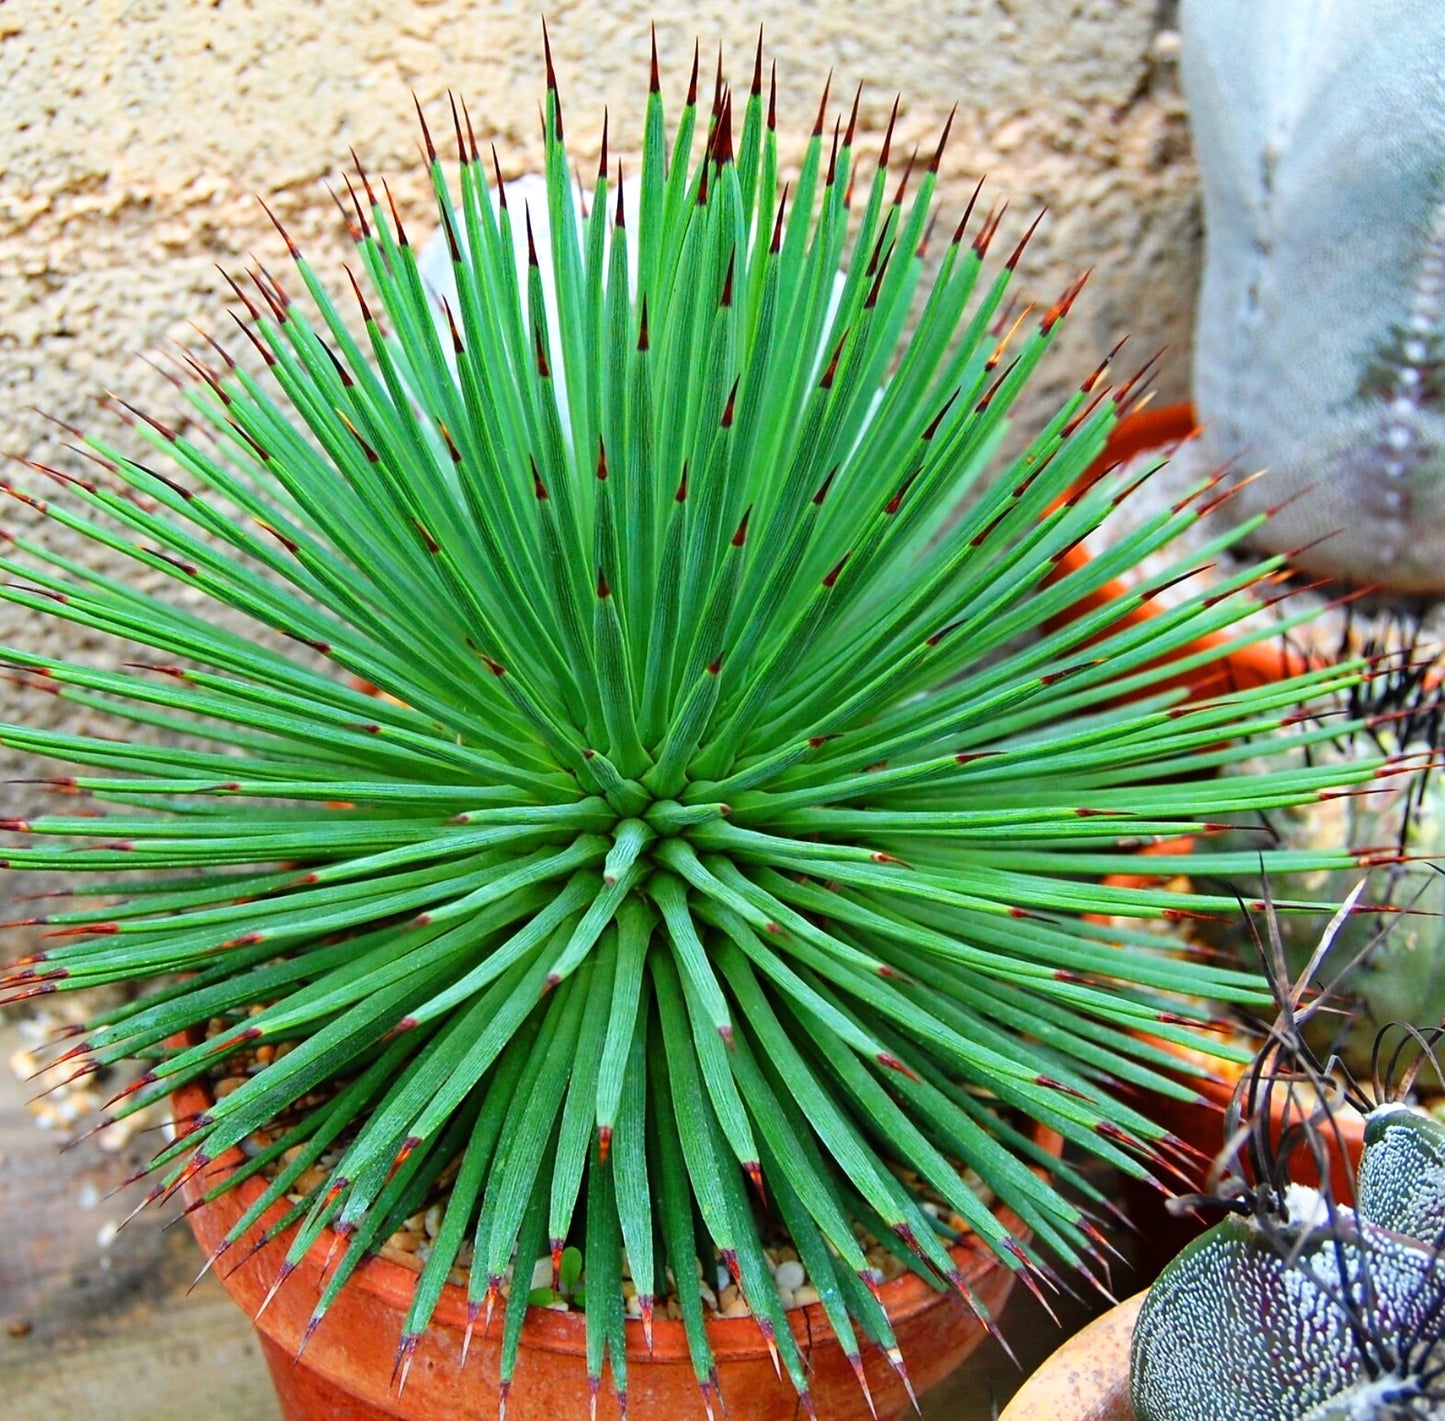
left=1048, top=403, right=1310, bottom=702
left=997, top=1291, right=1143, bottom=1421
left=175, top=1075, right=1060, bottom=1421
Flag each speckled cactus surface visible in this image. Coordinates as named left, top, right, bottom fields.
left=1132, top=1105, right=1445, bottom=1421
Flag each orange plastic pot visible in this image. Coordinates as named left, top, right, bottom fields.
left=175, top=1075, right=1061, bottom=1421
left=1048, top=403, right=1310, bottom=702
left=997, top=1292, right=1142, bottom=1421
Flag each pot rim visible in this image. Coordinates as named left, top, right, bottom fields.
left=172, top=1074, right=1062, bottom=1361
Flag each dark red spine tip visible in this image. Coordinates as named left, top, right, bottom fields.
left=770, top=187, right=788, bottom=254
left=382, top=179, right=409, bottom=247
left=929, top=106, right=956, bottom=174
left=413, top=94, right=437, bottom=165
left=491, top=145, right=507, bottom=205
left=448, top=92, right=468, bottom=166
left=880, top=95, right=900, bottom=168
left=541, top=20, right=562, bottom=141
left=1006, top=208, right=1048, bottom=273
left=812, top=71, right=832, bottom=138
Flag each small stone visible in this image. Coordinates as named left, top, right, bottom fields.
left=774, top=1286, right=795, bottom=1309
left=95, top=1120, right=130, bottom=1153
left=424, top=1204, right=442, bottom=1239
left=774, top=1259, right=806, bottom=1292
left=294, top=1165, right=328, bottom=1194
left=531, top=1257, right=553, bottom=1291
left=96, top=1220, right=118, bottom=1249
left=6, top=1319, right=32, bottom=1338
left=213, top=1077, right=245, bottom=1098
left=793, top=1286, right=820, bottom=1307
left=720, top=1296, right=751, bottom=1318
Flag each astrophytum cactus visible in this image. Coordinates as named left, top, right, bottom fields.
left=1132, top=1104, right=1445, bottom=1421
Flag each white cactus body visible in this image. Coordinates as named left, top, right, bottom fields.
left=1181, top=0, right=1445, bottom=596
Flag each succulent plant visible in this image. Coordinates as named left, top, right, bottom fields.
left=1199, top=683, right=1445, bottom=1085
left=0, top=28, right=1390, bottom=1417
left=1181, top=0, right=1445, bottom=597
left=1132, top=1045, right=1445, bottom=1421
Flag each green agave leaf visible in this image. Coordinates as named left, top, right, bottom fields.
left=0, top=27, right=1381, bottom=1414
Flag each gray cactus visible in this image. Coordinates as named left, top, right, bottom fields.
left=1181, top=0, right=1445, bottom=597
left=1131, top=1108, right=1445, bottom=1421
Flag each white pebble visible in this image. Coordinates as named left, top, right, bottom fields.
left=531, top=1257, right=554, bottom=1291
left=96, top=1220, right=119, bottom=1249
left=96, top=1120, right=133, bottom=1153
left=774, top=1259, right=806, bottom=1292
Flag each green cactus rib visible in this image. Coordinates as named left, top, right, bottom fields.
left=0, top=29, right=1385, bottom=1412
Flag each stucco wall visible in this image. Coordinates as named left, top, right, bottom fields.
left=0, top=0, right=1195, bottom=875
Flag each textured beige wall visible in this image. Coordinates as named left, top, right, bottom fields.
left=0, top=0, right=1195, bottom=878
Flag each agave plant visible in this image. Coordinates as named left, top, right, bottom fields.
left=0, top=27, right=1389, bottom=1416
